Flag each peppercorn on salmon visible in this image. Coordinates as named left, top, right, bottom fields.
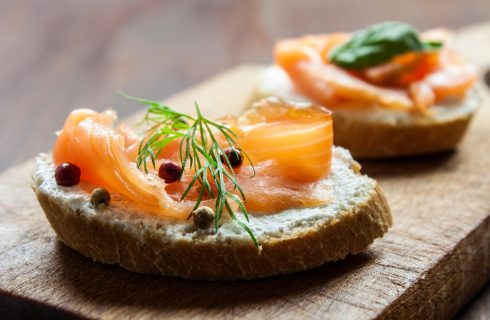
left=53, top=98, right=333, bottom=216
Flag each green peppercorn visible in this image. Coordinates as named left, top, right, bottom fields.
left=193, top=206, right=215, bottom=229
left=90, top=188, right=111, bottom=208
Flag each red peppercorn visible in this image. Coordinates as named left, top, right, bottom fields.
left=158, top=160, right=182, bottom=183
left=220, top=147, right=243, bottom=168
left=55, top=163, right=81, bottom=187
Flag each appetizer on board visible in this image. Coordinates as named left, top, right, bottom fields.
left=33, top=97, right=391, bottom=280
left=256, top=21, right=479, bottom=158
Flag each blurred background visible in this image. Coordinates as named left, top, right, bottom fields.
left=0, top=1, right=489, bottom=318
left=1, top=0, right=490, bottom=171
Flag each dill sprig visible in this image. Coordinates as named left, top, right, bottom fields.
left=122, top=93, right=259, bottom=248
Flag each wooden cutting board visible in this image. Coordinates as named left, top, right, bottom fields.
left=1, top=24, right=490, bottom=320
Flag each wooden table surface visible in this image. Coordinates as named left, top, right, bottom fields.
left=0, top=1, right=489, bottom=319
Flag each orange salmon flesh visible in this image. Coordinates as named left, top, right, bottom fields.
left=274, top=29, right=477, bottom=112
left=53, top=99, right=334, bottom=218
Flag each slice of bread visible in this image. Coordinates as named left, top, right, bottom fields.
left=255, top=66, right=479, bottom=158
left=32, top=147, right=392, bottom=281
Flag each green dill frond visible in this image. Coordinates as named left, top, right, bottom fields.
left=123, top=93, right=258, bottom=248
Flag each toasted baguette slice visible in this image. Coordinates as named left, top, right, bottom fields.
left=32, top=147, right=391, bottom=280
left=255, top=66, right=479, bottom=158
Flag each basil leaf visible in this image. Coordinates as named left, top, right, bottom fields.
left=329, top=21, right=442, bottom=70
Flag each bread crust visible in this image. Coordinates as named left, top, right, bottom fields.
left=332, top=111, right=474, bottom=158
left=33, top=155, right=392, bottom=281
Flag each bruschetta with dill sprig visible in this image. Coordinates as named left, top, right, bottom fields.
left=33, top=97, right=391, bottom=280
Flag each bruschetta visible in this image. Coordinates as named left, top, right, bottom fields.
left=33, top=97, right=392, bottom=280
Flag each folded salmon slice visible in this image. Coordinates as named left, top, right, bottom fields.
left=275, top=29, right=476, bottom=112
left=237, top=98, right=332, bottom=183
left=166, top=99, right=333, bottom=213
left=53, top=99, right=333, bottom=216
left=53, top=109, right=190, bottom=218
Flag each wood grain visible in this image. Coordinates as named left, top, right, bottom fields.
left=1, top=1, right=490, bottom=318
left=1, top=61, right=490, bottom=318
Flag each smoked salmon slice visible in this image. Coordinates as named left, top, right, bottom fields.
left=237, top=98, right=332, bottom=183
left=274, top=29, right=476, bottom=112
left=53, top=99, right=334, bottom=216
left=53, top=109, right=189, bottom=218
left=166, top=98, right=333, bottom=213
